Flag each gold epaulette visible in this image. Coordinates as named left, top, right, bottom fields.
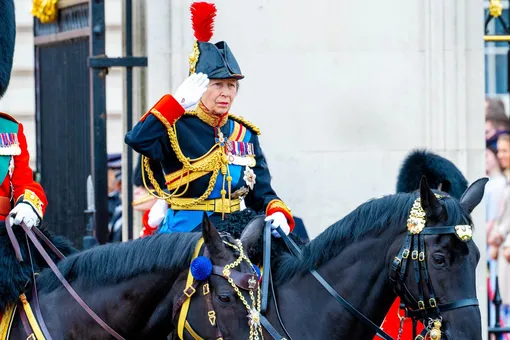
left=184, top=110, right=197, bottom=117
left=228, top=114, right=261, bottom=135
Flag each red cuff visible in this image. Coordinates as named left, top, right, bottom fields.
left=266, top=200, right=295, bottom=232
left=139, top=94, right=185, bottom=126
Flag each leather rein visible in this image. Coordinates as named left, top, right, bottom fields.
left=6, top=220, right=283, bottom=340
left=6, top=219, right=125, bottom=340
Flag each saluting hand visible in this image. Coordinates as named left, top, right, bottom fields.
left=174, top=73, right=209, bottom=109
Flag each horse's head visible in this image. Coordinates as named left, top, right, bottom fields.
left=391, top=176, right=487, bottom=340
left=174, top=213, right=265, bottom=339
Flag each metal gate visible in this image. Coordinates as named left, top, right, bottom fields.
left=34, top=2, right=91, bottom=248
left=34, top=0, right=146, bottom=248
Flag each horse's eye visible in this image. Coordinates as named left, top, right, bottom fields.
left=433, top=254, right=445, bottom=265
left=218, top=294, right=232, bottom=304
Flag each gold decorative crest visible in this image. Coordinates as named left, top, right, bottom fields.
left=407, top=199, right=427, bottom=234
left=406, top=194, right=442, bottom=234
left=489, top=0, right=503, bottom=17
left=32, top=0, right=58, bottom=24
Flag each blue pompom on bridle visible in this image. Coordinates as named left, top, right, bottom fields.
left=191, top=256, right=213, bottom=281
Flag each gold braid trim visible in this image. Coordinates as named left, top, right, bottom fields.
left=148, top=109, right=226, bottom=208
left=189, top=40, right=200, bottom=74
left=141, top=155, right=169, bottom=200
left=266, top=199, right=292, bottom=215
left=228, top=114, right=261, bottom=135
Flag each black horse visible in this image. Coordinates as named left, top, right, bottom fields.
left=2, top=214, right=261, bottom=340
left=237, top=176, right=486, bottom=340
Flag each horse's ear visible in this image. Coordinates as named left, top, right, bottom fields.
left=419, top=176, right=443, bottom=220
left=201, top=212, right=225, bottom=257
left=460, top=177, right=489, bottom=214
left=240, top=215, right=265, bottom=252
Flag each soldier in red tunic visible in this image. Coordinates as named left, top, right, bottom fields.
left=0, top=0, right=47, bottom=228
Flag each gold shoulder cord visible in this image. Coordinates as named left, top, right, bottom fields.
left=142, top=109, right=228, bottom=208
left=228, top=114, right=261, bottom=135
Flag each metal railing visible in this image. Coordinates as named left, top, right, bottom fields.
left=489, top=276, right=510, bottom=338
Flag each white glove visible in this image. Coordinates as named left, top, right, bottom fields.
left=265, top=212, right=290, bottom=238
left=9, top=203, right=40, bottom=229
left=174, top=73, right=209, bottom=109
left=148, top=199, right=168, bottom=228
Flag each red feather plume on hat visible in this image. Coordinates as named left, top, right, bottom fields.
left=190, top=2, right=217, bottom=42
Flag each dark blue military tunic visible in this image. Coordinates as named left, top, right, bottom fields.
left=125, top=101, right=286, bottom=232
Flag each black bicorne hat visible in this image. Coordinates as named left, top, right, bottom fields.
left=188, top=2, right=244, bottom=80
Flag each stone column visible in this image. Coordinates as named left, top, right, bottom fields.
left=121, top=0, right=147, bottom=241
left=420, top=2, right=487, bottom=334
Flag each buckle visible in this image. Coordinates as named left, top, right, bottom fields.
left=402, top=249, right=410, bottom=259
left=412, top=250, right=419, bottom=260
left=429, top=298, right=437, bottom=308
left=184, top=285, right=196, bottom=297
left=418, top=300, right=425, bottom=310
left=248, top=276, right=257, bottom=290
left=203, top=283, right=210, bottom=295
left=419, top=252, right=425, bottom=262
left=208, top=310, right=216, bottom=326
left=26, top=335, right=36, bottom=340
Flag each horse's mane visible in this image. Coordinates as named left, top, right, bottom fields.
left=274, top=192, right=471, bottom=284
left=0, top=224, right=76, bottom=312
left=37, top=232, right=201, bottom=293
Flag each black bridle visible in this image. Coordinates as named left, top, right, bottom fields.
left=261, top=196, right=480, bottom=340
left=172, top=236, right=283, bottom=340
left=389, top=224, right=479, bottom=339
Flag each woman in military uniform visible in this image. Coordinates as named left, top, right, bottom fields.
left=125, top=2, right=294, bottom=237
